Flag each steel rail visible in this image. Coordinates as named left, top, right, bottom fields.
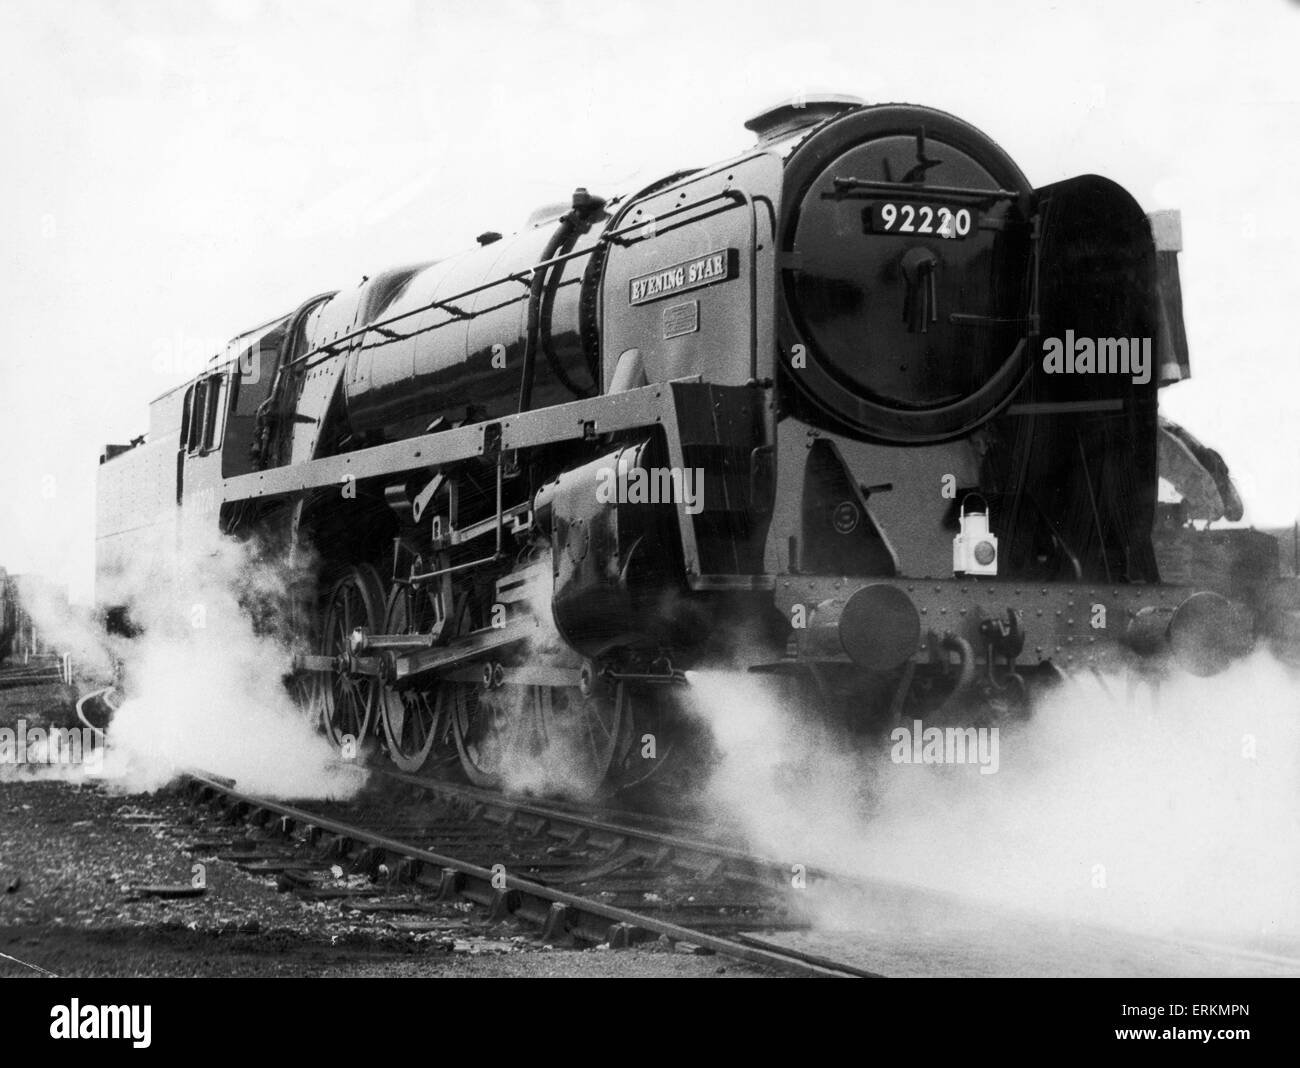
left=181, top=771, right=875, bottom=978
left=371, top=767, right=973, bottom=912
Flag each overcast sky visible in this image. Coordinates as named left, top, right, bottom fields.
left=2, top=0, right=1297, bottom=602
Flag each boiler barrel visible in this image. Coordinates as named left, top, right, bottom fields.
left=341, top=210, right=609, bottom=443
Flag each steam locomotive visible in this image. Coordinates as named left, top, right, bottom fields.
left=96, top=96, right=1298, bottom=793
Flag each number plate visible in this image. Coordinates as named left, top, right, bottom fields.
left=866, top=202, right=978, bottom=239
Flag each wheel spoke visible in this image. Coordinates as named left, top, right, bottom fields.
left=317, top=567, right=380, bottom=750
left=378, top=571, right=444, bottom=771
left=389, top=699, right=407, bottom=741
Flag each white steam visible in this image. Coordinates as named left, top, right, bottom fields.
left=485, top=566, right=616, bottom=802
left=90, top=517, right=362, bottom=799
left=9, top=575, right=114, bottom=681
left=684, top=653, right=1300, bottom=945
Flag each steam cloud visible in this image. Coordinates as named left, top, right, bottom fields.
left=8, top=574, right=113, bottom=682
left=684, top=653, right=1300, bottom=947
left=21, top=516, right=364, bottom=799
left=482, top=568, right=616, bottom=802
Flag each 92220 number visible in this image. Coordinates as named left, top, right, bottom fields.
left=869, top=202, right=976, bottom=239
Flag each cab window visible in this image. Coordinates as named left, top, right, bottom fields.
left=183, top=374, right=227, bottom=456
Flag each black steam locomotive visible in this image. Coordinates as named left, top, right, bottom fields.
left=96, top=96, right=1297, bottom=793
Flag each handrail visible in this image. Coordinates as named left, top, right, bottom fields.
left=282, top=188, right=748, bottom=376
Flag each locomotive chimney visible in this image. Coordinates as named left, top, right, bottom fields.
left=743, top=93, right=865, bottom=144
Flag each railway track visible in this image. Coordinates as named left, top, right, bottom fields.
left=178, top=768, right=883, bottom=978
left=170, top=764, right=1300, bottom=980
